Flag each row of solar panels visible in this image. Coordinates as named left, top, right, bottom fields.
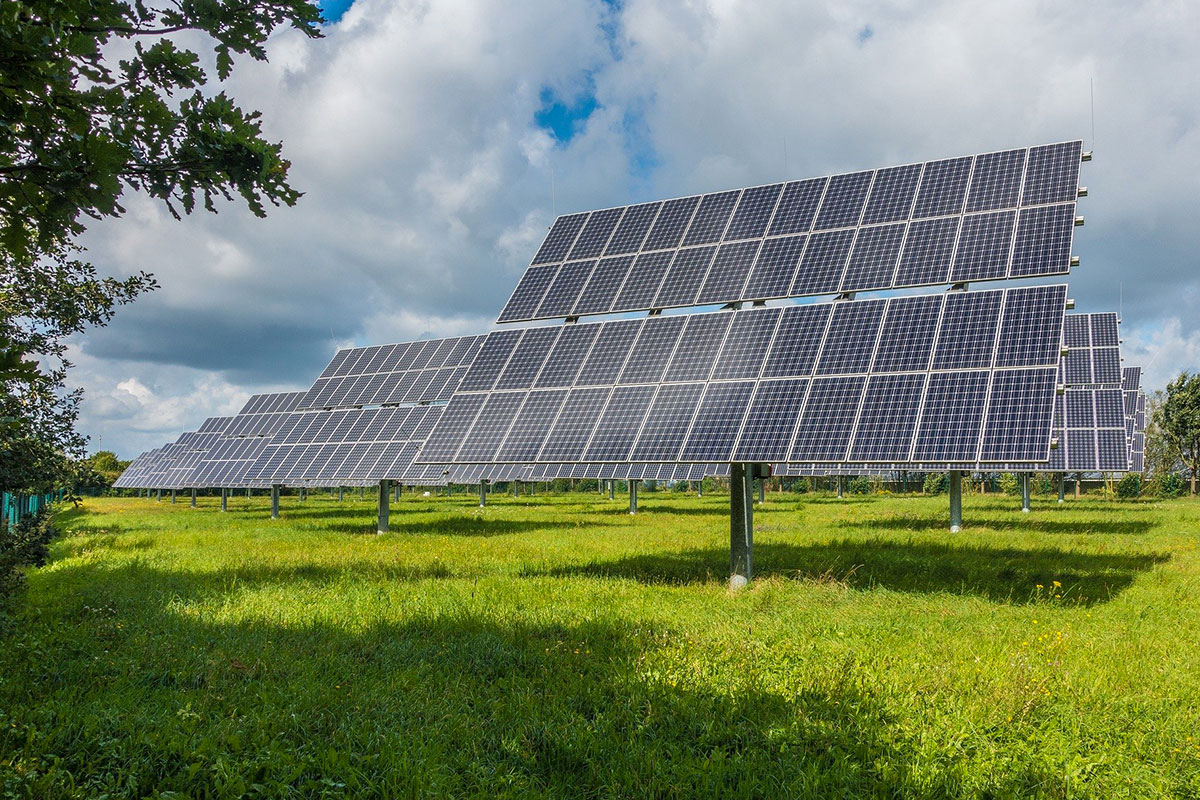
left=114, top=314, right=1146, bottom=491
left=500, top=141, right=1084, bottom=322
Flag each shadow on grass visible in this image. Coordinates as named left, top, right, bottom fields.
left=533, top=539, right=1167, bottom=605
left=834, top=514, right=1158, bottom=536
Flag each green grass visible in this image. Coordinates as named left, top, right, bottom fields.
left=2, top=489, right=1199, bottom=798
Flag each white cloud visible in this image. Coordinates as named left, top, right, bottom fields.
left=67, top=0, right=1200, bottom=456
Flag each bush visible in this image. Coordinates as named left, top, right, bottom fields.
left=847, top=476, right=870, bottom=495
left=1147, top=472, right=1185, bottom=499
left=1, top=511, right=58, bottom=607
left=577, top=479, right=599, bottom=493
left=998, top=473, right=1020, bottom=496
left=923, top=473, right=948, bottom=495
left=1116, top=473, right=1142, bottom=499
left=672, top=480, right=690, bottom=493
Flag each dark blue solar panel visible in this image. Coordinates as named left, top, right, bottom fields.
left=911, top=156, right=972, bottom=219
left=725, top=184, right=783, bottom=240
left=419, top=393, right=487, bottom=460
left=1090, top=314, right=1119, bottom=347
left=643, top=196, right=700, bottom=251
left=1063, top=315, right=1090, bottom=348
left=768, top=178, right=826, bottom=236
left=711, top=307, right=782, bottom=380
left=871, top=294, right=942, bottom=372
left=567, top=207, right=623, bottom=260
left=814, top=299, right=887, bottom=375
left=1096, top=429, right=1128, bottom=471
left=949, top=210, right=1016, bottom=282
left=862, top=163, right=921, bottom=224
left=893, top=217, right=957, bottom=286
left=1066, top=391, right=1094, bottom=427
left=534, top=323, right=601, bottom=388
left=496, top=390, right=568, bottom=461
left=1065, top=428, right=1096, bottom=471
left=662, top=313, right=733, bottom=382
left=911, top=371, right=990, bottom=461
left=573, top=256, right=634, bottom=315
left=1092, top=348, right=1122, bottom=384
left=790, top=229, right=854, bottom=295
left=1022, top=141, right=1082, bottom=206
left=731, top=379, right=807, bottom=461
left=931, top=291, right=1002, bottom=369
left=697, top=240, right=760, bottom=304
left=537, top=387, right=609, bottom=461
left=966, top=149, right=1026, bottom=212
left=629, top=383, right=706, bottom=460
left=459, top=329, right=523, bottom=392
left=839, top=223, right=905, bottom=292
left=653, top=246, right=717, bottom=307
left=743, top=235, right=806, bottom=299
left=582, top=385, right=655, bottom=461
left=495, top=327, right=559, bottom=390
left=498, top=264, right=557, bottom=323
left=978, top=367, right=1057, bottom=461
left=576, top=319, right=643, bottom=385
left=535, top=260, right=595, bottom=318
left=760, top=304, right=832, bottom=378
left=532, top=213, right=587, bottom=264
left=617, top=315, right=687, bottom=384
left=788, top=376, right=865, bottom=461
left=683, top=191, right=739, bottom=246
left=677, top=381, right=756, bottom=461
left=456, top=393, right=525, bottom=461
left=1063, top=348, right=1092, bottom=385
left=1010, top=204, right=1074, bottom=278
left=605, top=202, right=660, bottom=255
left=995, top=285, right=1066, bottom=368
left=814, top=171, right=873, bottom=230
left=848, top=373, right=925, bottom=461
left=611, top=251, right=673, bottom=312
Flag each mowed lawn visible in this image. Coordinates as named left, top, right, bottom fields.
left=2, top=489, right=1199, bottom=799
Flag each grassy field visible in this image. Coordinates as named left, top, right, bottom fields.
left=1, top=488, right=1199, bottom=798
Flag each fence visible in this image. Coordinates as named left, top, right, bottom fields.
left=2, top=491, right=61, bottom=528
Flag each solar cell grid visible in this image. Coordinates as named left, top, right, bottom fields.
left=760, top=304, right=832, bottom=378
left=605, top=202, right=660, bottom=255
left=654, top=246, right=717, bottom=307
left=871, top=294, right=941, bottom=373
left=573, top=256, right=634, bottom=315
left=663, top=313, right=733, bottom=382
left=743, top=234, right=807, bottom=299
left=788, top=376, right=866, bottom=461
left=711, top=307, right=781, bottom=380
left=532, top=213, right=587, bottom=264
left=629, top=383, right=706, bottom=461
left=617, top=315, right=686, bottom=384
left=815, top=300, right=886, bottom=375
left=500, top=142, right=1082, bottom=324
left=534, top=323, right=601, bottom=388
left=697, top=240, right=761, bottom=304
left=611, top=251, right=672, bottom=312
left=931, top=290, right=1002, bottom=370
left=847, top=373, right=925, bottom=461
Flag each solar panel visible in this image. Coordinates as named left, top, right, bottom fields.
left=421, top=284, right=1067, bottom=468
left=1059, top=312, right=1122, bottom=386
left=498, top=141, right=1083, bottom=323
left=300, top=336, right=483, bottom=410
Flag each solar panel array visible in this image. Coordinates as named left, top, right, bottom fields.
left=190, top=392, right=308, bottom=488
left=498, top=141, right=1083, bottom=323
left=159, top=422, right=233, bottom=489
left=243, top=405, right=448, bottom=486
left=1061, top=312, right=1122, bottom=386
left=299, top=336, right=483, bottom=410
left=1123, top=367, right=1147, bottom=473
left=421, top=284, right=1068, bottom=468
left=113, top=447, right=164, bottom=488
left=1046, top=387, right=1129, bottom=472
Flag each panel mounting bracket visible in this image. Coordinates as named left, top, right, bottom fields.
left=647, top=308, right=663, bottom=317
left=721, top=301, right=744, bottom=311
left=836, top=291, right=856, bottom=301
left=563, top=315, right=579, bottom=324
left=1081, top=150, right=1093, bottom=162
left=948, top=282, right=969, bottom=292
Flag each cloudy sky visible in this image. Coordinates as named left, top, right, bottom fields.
left=70, top=0, right=1200, bottom=458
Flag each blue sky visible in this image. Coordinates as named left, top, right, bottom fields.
left=68, top=0, right=1200, bottom=457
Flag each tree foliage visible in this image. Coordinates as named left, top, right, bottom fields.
left=1161, top=372, right=1200, bottom=494
left=0, top=0, right=323, bottom=493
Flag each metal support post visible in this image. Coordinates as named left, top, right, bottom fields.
left=190, top=488, right=196, bottom=508
left=837, top=475, right=844, bottom=499
left=170, top=489, right=176, bottom=504
left=513, top=481, right=520, bottom=497
left=730, top=463, right=754, bottom=588
left=220, top=488, right=228, bottom=512
left=758, top=479, right=765, bottom=504
left=360, top=486, right=365, bottom=500
left=629, top=481, right=638, bottom=514
left=697, top=480, right=703, bottom=498
left=156, top=489, right=162, bottom=502
left=338, top=486, right=344, bottom=501
left=1075, top=472, right=1081, bottom=499
left=270, top=485, right=280, bottom=519
left=479, top=480, right=487, bottom=507
left=395, top=482, right=400, bottom=502
left=607, top=480, right=614, bottom=500
left=1021, top=473, right=1031, bottom=513
left=247, top=488, right=251, bottom=499
left=377, top=480, right=390, bottom=534
left=1058, top=473, right=1065, bottom=504
left=949, top=470, right=962, bottom=533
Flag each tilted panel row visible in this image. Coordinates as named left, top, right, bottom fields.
left=300, top=336, right=483, bottom=410
left=1061, top=311, right=1122, bottom=386
left=421, top=284, right=1067, bottom=468
left=499, top=142, right=1083, bottom=323
left=244, top=405, right=444, bottom=486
